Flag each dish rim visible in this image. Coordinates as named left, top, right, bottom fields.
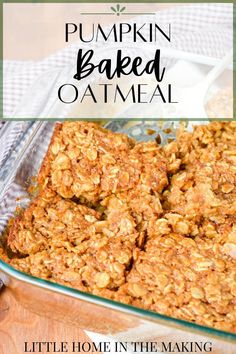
left=0, top=120, right=235, bottom=344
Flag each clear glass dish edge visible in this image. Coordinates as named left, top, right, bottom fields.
left=0, top=120, right=235, bottom=344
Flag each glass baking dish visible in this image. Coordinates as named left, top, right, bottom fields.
left=0, top=121, right=235, bottom=353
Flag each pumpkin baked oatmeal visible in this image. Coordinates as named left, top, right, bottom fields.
left=1, top=121, right=236, bottom=333
left=7, top=187, right=141, bottom=291
left=115, top=232, right=236, bottom=333
left=163, top=122, right=236, bottom=226
left=38, top=122, right=168, bottom=202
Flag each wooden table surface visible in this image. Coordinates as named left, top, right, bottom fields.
left=0, top=287, right=98, bottom=354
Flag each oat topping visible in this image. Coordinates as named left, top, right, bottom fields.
left=8, top=188, right=140, bottom=290
left=38, top=122, right=167, bottom=202
left=1, top=121, right=236, bottom=333
left=116, top=232, right=236, bottom=333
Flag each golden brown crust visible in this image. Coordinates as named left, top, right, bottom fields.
left=7, top=187, right=101, bottom=256
left=1, top=121, right=236, bottom=334
left=163, top=122, right=236, bottom=224
left=37, top=121, right=168, bottom=202
left=115, top=232, right=236, bottom=333
left=7, top=187, right=141, bottom=291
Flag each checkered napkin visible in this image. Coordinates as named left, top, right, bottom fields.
left=3, top=3, right=233, bottom=118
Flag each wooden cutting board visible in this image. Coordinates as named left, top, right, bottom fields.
left=0, top=287, right=100, bottom=354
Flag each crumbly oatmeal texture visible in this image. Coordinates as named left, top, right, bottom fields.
left=1, top=121, right=236, bottom=333
left=38, top=122, right=168, bottom=202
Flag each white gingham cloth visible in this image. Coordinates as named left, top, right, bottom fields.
left=3, top=3, right=233, bottom=118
